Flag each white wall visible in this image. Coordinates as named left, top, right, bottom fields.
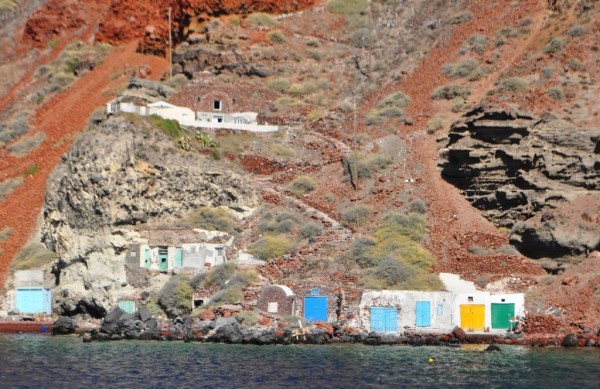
left=360, top=290, right=455, bottom=333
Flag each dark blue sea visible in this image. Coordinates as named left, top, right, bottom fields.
left=0, top=334, right=599, bottom=388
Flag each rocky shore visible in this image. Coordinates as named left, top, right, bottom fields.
left=51, top=308, right=600, bottom=348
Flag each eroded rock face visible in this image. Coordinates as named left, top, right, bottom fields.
left=439, top=107, right=600, bottom=260
left=42, top=115, right=258, bottom=315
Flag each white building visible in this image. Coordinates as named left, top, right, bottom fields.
left=106, top=97, right=278, bottom=133
left=359, top=280, right=525, bottom=335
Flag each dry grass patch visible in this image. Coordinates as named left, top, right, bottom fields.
left=0, top=177, right=23, bottom=200
left=5, top=132, right=46, bottom=157
left=12, top=242, right=56, bottom=270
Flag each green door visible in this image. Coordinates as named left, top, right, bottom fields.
left=159, top=252, right=168, bottom=271
left=175, top=248, right=183, bottom=268
left=144, top=248, right=151, bottom=269
left=491, top=303, right=515, bottom=329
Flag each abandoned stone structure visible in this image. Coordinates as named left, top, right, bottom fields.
left=125, top=228, right=232, bottom=273
left=256, top=285, right=296, bottom=316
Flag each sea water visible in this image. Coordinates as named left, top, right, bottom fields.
left=0, top=334, right=599, bottom=388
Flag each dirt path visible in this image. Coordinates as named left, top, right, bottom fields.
left=0, top=42, right=168, bottom=288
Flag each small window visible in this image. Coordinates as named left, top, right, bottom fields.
left=437, top=304, right=444, bottom=316
left=310, top=288, right=320, bottom=296
left=501, top=298, right=506, bottom=302
left=215, top=247, right=224, bottom=257
left=268, top=302, right=278, bottom=313
left=213, top=100, right=222, bottom=110
left=468, top=296, right=474, bottom=302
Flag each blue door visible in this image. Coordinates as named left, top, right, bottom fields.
left=16, top=288, right=51, bottom=314
left=304, top=296, right=327, bottom=322
left=416, top=301, right=431, bottom=327
left=370, top=307, right=398, bottom=334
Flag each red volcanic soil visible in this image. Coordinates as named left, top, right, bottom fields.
left=0, top=44, right=168, bottom=288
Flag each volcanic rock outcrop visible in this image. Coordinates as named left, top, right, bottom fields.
left=41, top=114, right=258, bottom=316
left=439, top=106, right=600, bottom=261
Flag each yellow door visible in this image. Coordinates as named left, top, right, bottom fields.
left=460, top=305, right=485, bottom=331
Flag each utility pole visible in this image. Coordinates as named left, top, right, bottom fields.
left=353, top=91, right=359, bottom=190
left=168, top=6, right=173, bottom=78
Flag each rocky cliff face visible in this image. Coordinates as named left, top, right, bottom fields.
left=41, top=115, right=258, bottom=316
left=439, top=107, right=600, bottom=264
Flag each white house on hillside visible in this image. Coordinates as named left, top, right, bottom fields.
left=106, top=97, right=278, bottom=133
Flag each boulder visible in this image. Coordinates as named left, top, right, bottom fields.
left=485, top=344, right=502, bottom=352
left=452, top=326, right=467, bottom=341
left=561, top=333, right=578, bottom=347
left=138, top=305, right=152, bottom=322
left=53, top=316, right=76, bottom=335
left=210, top=316, right=237, bottom=330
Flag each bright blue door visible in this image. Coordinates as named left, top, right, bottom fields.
left=304, top=296, right=327, bottom=322
left=416, top=301, right=431, bottom=327
left=370, top=307, right=398, bottom=334
left=16, top=288, right=47, bottom=314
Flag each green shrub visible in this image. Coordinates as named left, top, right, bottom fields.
left=426, top=115, right=445, bottom=134
left=307, top=39, right=320, bottom=47
left=442, top=59, right=479, bottom=79
left=346, top=236, right=377, bottom=268
left=210, top=285, right=242, bottom=305
left=192, top=263, right=237, bottom=289
left=409, top=199, right=427, bottom=214
left=400, top=273, right=444, bottom=291
left=448, top=11, right=472, bottom=25
left=342, top=205, right=371, bottom=226
left=324, top=193, right=336, bottom=202
left=187, top=207, right=235, bottom=232
left=565, top=58, right=583, bottom=71
left=431, top=85, right=471, bottom=100
left=307, top=109, right=324, bottom=121
left=150, top=114, right=183, bottom=139
left=236, top=311, right=260, bottom=326
left=342, top=153, right=392, bottom=180
left=267, top=79, right=291, bottom=93
left=300, top=222, right=323, bottom=239
left=543, top=37, right=564, bottom=54
left=287, top=82, right=317, bottom=96
left=267, top=30, right=286, bottom=44
left=246, top=13, right=277, bottom=27
left=497, top=77, right=528, bottom=93
left=12, top=242, right=56, bottom=270
left=366, top=92, right=410, bottom=125
left=465, top=34, right=488, bottom=53
left=309, top=50, right=324, bottom=61
left=273, top=219, right=295, bottom=233
left=567, top=25, right=585, bottom=37
left=25, top=164, right=40, bottom=176
left=326, top=0, right=367, bottom=14
left=0, top=177, right=23, bottom=200
left=375, top=212, right=427, bottom=243
left=249, top=236, right=292, bottom=261
left=289, top=176, right=316, bottom=196
left=228, top=16, right=240, bottom=26
left=451, top=97, right=466, bottom=113
left=362, top=258, right=416, bottom=288
left=546, top=87, right=565, bottom=101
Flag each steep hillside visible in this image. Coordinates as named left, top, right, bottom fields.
left=0, top=0, right=598, bottom=331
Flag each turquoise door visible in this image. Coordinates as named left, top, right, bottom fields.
left=175, top=248, right=183, bottom=268
left=416, top=301, right=431, bottom=327
left=16, top=288, right=51, bottom=314
left=304, top=296, right=327, bottom=322
left=144, top=248, right=151, bottom=269
left=370, top=307, right=398, bottom=334
left=159, top=252, right=168, bottom=271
